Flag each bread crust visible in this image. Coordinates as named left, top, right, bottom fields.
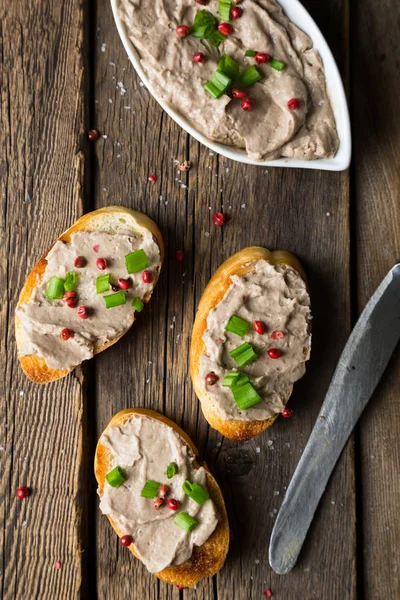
left=15, top=206, right=164, bottom=384
left=190, top=247, right=309, bottom=441
left=95, top=408, right=229, bottom=588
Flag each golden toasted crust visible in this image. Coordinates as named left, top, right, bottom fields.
left=95, top=408, right=229, bottom=588
left=15, top=207, right=164, bottom=384
left=190, top=247, right=309, bottom=441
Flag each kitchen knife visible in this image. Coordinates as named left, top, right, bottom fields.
left=269, top=263, right=400, bottom=575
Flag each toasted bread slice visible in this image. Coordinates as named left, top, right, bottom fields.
left=95, top=408, right=229, bottom=588
left=15, top=206, right=164, bottom=384
left=190, top=247, right=309, bottom=441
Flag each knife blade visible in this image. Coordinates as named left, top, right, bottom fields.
left=269, top=263, right=400, bottom=575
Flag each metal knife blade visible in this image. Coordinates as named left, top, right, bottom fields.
left=269, top=263, right=400, bottom=575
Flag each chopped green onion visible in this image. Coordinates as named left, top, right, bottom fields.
left=191, top=24, right=212, bottom=38
left=96, top=273, right=111, bottom=294
left=245, top=50, right=258, bottom=57
left=132, top=297, right=144, bottom=312
left=240, top=65, right=262, bottom=87
left=106, top=466, right=126, bottom=488
left=269, top=58, right=285, bottom=71
left=217, top=54, right=240, bottom=80
left=223, top=371, right=240, bottom=387
left=104, top=291, right=126, bottom=309
left=235, top=373, right=250, bottom=387
left=125, top=249, right=149, bottom=274
left=204, top=70, right=231, bottom=99
left=225, top=315, right=250, bottom=337
left=64, top=271, right=78, bottom=292
left=140, top=480, right=161, bottom=498
left=46, top=276, right=65, bottom=300
left=174, top=512, right=198, bottom=532
left=182, top=480, right=210, bottom=504
left=229, top=342, right=258, bottom=367
left=219, top=0, right=232, bottom=22
left=166, top=462, right=178, bottom=479
left=232, top=382, right=262, bottom=410
left=207, top=29, right=227, bottom=47
left=193, top=9, right=216, bottom=27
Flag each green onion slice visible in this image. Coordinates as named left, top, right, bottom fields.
left=269, top=58, right=285, bottom=71
left=174, top=512, right=198, bottom=532
left=235, top=373, right=250, bottom=387
left=229, top=342, right=258, bottom=367
left=219, top=0, right=232, bottom=22
left=64, top=271, right=78, bottom=292
left=204, top=71, right=232, bottom=99
left=207, top=29, right=227, bottom=47
left=96, top=273, right=111, bottom=294
left=225, top=315, right=250, bottom=337
left=217, top=54, right=240, bottom=80
left=132, top=297, right=144, bottom=312
left=125, top=249, right=149, bottom=274
left=106, top=466, right=127, bottom=488
left=232, top=382, right=262, bottom=410
left=166, top=462, right=178, bottom=479
left=104, top=291, right=126, bottom=309
left=140, top=480, right=161, bottom=498
left=191, top=24, right=213, bottom=38
left=182, top=480, right=210, bottom=504
left=46, top=276, right=65, bottom=300
left=240, top=65, right=262, bottom=87
left=223, top=371, right=240, bottom=387
left=193, top=9, right=216, bottom=27
left=245, top=50, right=258, bottom=57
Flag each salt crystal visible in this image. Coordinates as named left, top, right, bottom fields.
left=108, top=98, right=113, bottom=103
left=205, top=231, right=210, bottom=237
left=101, top=43, right=106, bottom=53
left=267, top=440, right=274, bottom=447
left=273, top=491, right=280, bottom=496
left=117, top=81, right=127, bottom=95
left=102, top=134, right=108, bottom=139
left=19, top=391, right=24, bottom=397
left=256, top=447, right=260, bottom=453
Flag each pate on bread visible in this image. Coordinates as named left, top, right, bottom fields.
left=190, top=247, right=311, bottom=441
left=15, top=207, right=163, bottom=383
left=95, top=409, right=229, bottom=588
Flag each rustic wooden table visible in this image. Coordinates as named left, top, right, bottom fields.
left=1, top=0, right=399, bottom=598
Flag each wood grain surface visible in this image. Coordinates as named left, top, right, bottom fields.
left=1, top=0, right=398, bottom=598
left=0, top=0, right=88, bottom=598
left=353, top=0, right=400, bottom=598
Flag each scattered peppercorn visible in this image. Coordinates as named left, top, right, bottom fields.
left=88, top=129, right=99, bottom=141
left=16, top=487, right=30, bottom=499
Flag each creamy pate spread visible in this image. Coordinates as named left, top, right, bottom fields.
left=117, top=0, right=339, bottom=160
left=17, top=230, right=160, bottom=370
left=99, top=415, right=218, bottom=573
left=199, top=260, right=311, bottom=421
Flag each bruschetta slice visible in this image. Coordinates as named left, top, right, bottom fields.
left=95, top=408, right=229, bottom=588
left=190, top=247, right=311, bottom=441
left=16, top=206, right=163, bottom=383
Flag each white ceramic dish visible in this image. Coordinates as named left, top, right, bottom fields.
left=111, top=0, right=351, bottom=171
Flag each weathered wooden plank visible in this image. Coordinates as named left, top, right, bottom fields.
left=93, top=1, right=354, bottom=599
left=0, top=1, right=87, bottom=598
left=353, top=0, right=400, bottom=598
